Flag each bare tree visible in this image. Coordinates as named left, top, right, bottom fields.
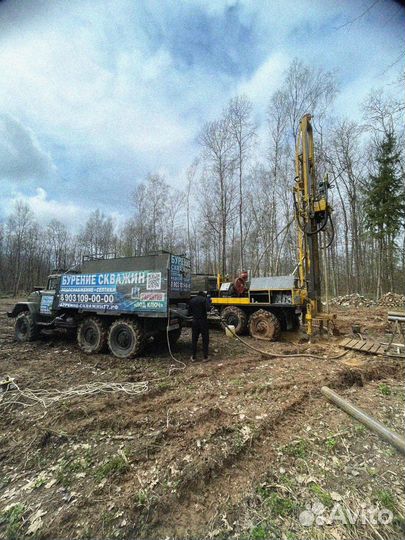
left=277, top=58, right=338, bottom=141
left=7, top=202, right=35, bottom=295
left=199, top=116, right=236, bottom=275
left=80, top=209, right=116, bottom=258
left=47, top=219, right=70, bottom=270
left=227, top=95, right=256, bottom=270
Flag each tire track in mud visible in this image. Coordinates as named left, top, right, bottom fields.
left=133, top=360, right=404, bottom=538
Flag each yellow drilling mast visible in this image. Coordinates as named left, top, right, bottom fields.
left=294, top=114, right=335, bottom=336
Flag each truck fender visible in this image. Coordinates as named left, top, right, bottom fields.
left=7, top=302, right=39, bottom=319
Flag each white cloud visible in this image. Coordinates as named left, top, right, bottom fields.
left=0, top=114, right=56, bottom=181
left=1, top=187, right=86, bottom=229
left=237, top=52, right=288, bottom=110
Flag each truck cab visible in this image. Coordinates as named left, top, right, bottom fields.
left=7, top=272, right=63, bottom=342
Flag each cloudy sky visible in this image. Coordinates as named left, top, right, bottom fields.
left=0, top=0, right=403, bottom=228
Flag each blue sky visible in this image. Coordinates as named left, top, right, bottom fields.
left=0, top=0, right=403, bottom=228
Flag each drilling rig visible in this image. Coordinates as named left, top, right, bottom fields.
left=294, top=113, right=335, bottom=336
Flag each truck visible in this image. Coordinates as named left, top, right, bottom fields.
left=8, top=252, right=191, bottom=359
left=192, top=272, right=302, bottom=341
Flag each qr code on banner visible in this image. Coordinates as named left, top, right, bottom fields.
left=146, top=272, right=161, bottom=290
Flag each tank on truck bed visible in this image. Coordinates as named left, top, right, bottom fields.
left=64, top=252, right=191, bottom=315
left=8, top=252, right=191, bottom=359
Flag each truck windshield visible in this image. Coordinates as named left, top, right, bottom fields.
left=47, top=277, right=59, bottom=291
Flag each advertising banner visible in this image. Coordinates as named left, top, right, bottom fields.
left=170, top=255, right=191, bottom=294
left=59, top=270, right=167, bottom=313
left=40, top=294, right=54, bottom=314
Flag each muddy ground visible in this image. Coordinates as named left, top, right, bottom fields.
left=0, top=297, right=404, bottom=540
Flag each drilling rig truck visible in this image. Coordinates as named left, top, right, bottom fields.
left=194, top=114, right=335, bottom=340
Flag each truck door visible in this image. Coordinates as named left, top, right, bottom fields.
left=39, top=275, right=60, bottom=316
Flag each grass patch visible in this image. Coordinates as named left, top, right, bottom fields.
left=95, top=454, right=129, bottom=481
left=156, top=381, right=172, bottom=391
left=248, top=521, right=281, bottom=540
left=278, top=474, right=295, bottom=489
left=56, top=450, right=93, bottom=486
left=266, top=493, right=296, bottom=517
left=135, top=488, right=156, bottom=510
left=309, top=483, right=333, bottom=508
left=283, top=439, right=308, bottom=458
left=249, top=524, right=268, bottom=540
left=379, top=383, right=391, bottom=396
left=376, top=489, right=396, bottom=512
left=100, top=510, right=115, bottom=533
left=230, top=378, right=244, bottom=386
left=257, top=484, right=296, bottom=517
left=33, top=475, right=47, bottom=489
left=325, top=436, right=337, bottom=450
left=0, top=504, right=25, bottom=540
left=354, top=424, right=366, bottom=435
left=367, top=467, right=377, bottom=477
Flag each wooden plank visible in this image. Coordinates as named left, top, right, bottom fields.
left=345, top=339, right=359, bottom=349
left=359, top=342, right=374, bottom=352
left=369, top=343, right=381, bottom=354
left=340, top=338, right=352, bottom=347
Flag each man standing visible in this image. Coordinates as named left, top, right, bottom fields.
left=188, top=291, right=210, bottom=362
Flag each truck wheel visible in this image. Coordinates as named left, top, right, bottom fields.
left=249, top=309, right=281, bottom=341
left=15, top=312, right=38, bottom=342
left=108, top=319, right=145, bottom=359
left=77, top=317, right=107, bottom=354
left=221, top=306, right=248, bottom=334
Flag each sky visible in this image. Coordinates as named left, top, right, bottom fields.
left=0, top=0, right=404, bottom=229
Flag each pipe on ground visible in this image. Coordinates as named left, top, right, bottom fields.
left=321, top=386, right=405, bottom=456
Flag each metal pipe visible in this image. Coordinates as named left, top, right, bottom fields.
left=321, top=386, right=405, bottom=456
left=388, top=316, right=405, bottom=322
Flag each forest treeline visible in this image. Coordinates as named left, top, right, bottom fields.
left=1, top=59, right=404, bottom=299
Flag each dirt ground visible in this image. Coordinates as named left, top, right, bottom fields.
left=0, top=297, right=404, bottom=540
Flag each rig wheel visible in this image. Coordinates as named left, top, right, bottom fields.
left=108, top=319, right=145, bottom=359
left=77, top=317, right=107, bottom=354
left=221, top=306, right=248, bottom=334
left=249, top=309, right=281, bottom=341
left=15, top=312, right=38, bottom=342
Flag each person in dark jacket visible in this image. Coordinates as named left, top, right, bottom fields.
left=188, top=291, right=210, bottom=361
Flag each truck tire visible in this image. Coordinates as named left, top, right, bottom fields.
left=15, top=311, right=38, bottom=342
left=221, top=306, right=248, bottom=334
left=249, top=309, right=281, bottom=341
left=108, top=319, right=145, bottom=359
left=77, top=317, right=107, bottom=354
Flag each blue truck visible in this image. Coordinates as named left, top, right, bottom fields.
left=7, top=252, right=191, bottom=359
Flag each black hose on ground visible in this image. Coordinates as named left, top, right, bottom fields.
left=220, top=320, right=349, bottom=361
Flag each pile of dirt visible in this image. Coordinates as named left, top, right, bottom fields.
left=378, top=292, right=405, bottom=308
left=330, top=293, right=375, bottom=308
